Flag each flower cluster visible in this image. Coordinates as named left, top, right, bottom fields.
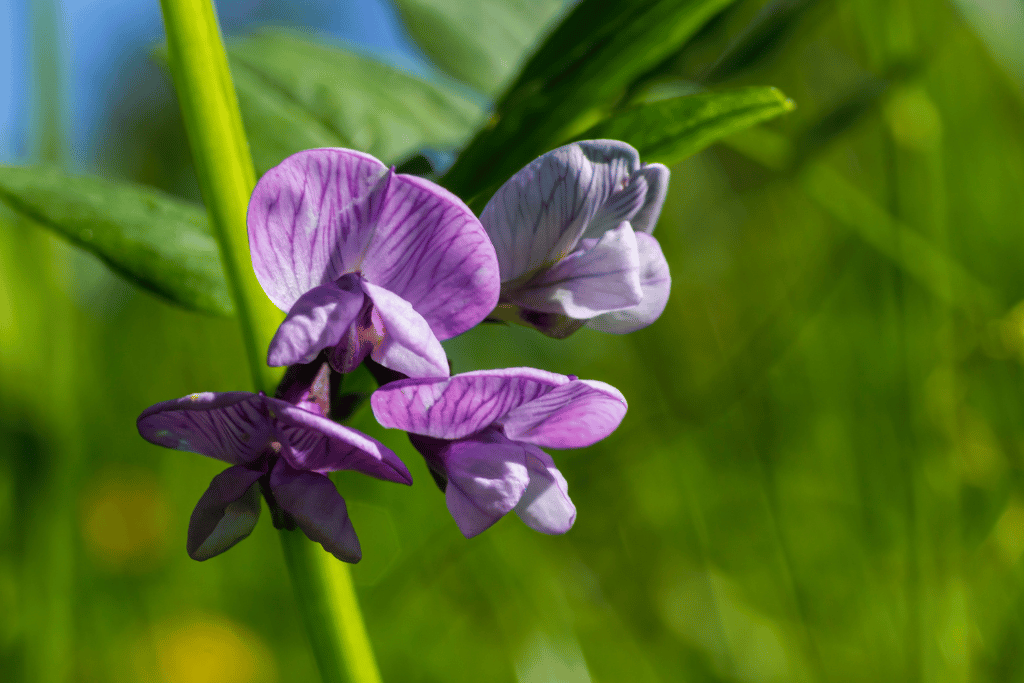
left=138, top=141, right=670, bottom=561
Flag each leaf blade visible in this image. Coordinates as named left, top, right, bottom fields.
left=392, top=0, right=568, bottom=95
left=227, top=30, right=486, bottom=170
left=442, top=0, right=742, bottom=205
left=0, top=165, right=232, bottom=316
left=578, top=86, right=795, bottom=166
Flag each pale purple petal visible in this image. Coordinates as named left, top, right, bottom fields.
left=587, top=232, right=671, bottom=333
left=480, top=140, right=642, bottom=282
left=509, top=221, right=643, bottom=319
left=187, top=465, right=263, bottom=561
left=360, top=173, right=499, bottom=340
left=268, top=397, right=412, bottom=484
left=360, top=280, right=449, bottom=379
left=583, top=172, right=648, bottom=239
left=513, top=447, right=576, bottom=535
left=266, top=276, right=366, bottom=367
left=631, top=164, right=670, bottom=234
left=500, top=379, right=627, bottom=449
left=270, top=460, right=361, bottom=563
left=248, top=148, right=388, bottom=310
left=371, top=368, right=570, bottom=440
left=440, top=430, right=530, bottom=538
left=137, top=392, right=271, bottom=465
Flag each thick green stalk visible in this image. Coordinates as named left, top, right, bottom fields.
left=158, top=0, right=281, bottom=394
left=157, top=2, right=381, bottom=681
left=280, top=530, right=384, bottom=683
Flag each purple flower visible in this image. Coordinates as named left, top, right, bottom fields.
left=137, top=366, right=411, bottom=562
left=248, top=148, right=500, bottom=378
left=480, top=140, right=671, bottom=338
left=370, top=368, right=627, bottom=537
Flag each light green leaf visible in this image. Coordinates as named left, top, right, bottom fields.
left=393, top=0, right=568, bottom=95
left=0, top=165, right=232, bottom=316
left=230, top=60, right=346, bottom=179
left=442, top=0, right=742, bottom=207
left=227, top=30, right=486, bottom=170
left=577, top=86, right=795, bottom=166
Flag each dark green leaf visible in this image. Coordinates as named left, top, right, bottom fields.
left=393, top=0, right=568, bottom=95
left=577, top=86, right=795, bottom=166
left=442, top=0, right=741, bottom=206
left=226, top=30, right=486, bottom=171
left=704, top=0, right=824, bottom=83
left=0, top=165, right=232, bottom=315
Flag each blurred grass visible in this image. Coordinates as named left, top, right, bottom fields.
left=6, top=0, right=1024, bottom=681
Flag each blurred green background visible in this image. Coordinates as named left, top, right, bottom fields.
left=5, top=0, right=1024, bottom=681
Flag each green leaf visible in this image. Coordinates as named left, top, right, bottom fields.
left=226, top=30, right=486, bottom=171
left=393, top=0, right=568, bottom=95
left=442, top=0, right=741, bottom=206
left=230, top=60, right=346, bottom=179
left=0, top=165, right=232, bottom=316
left=577, top=86, right=795, bottom=166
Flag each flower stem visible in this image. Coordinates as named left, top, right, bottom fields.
left=157, top=2, right=381, bottom=680
left=158, top=0, right=281, bottom=394
left=279, top=530, right=383, bottom=683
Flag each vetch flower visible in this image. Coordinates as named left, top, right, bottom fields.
left=371, top=368, right=627, bottom=537
left=480, top=140, right=671, bottom=338
left=137, top=365, right=411, bottom=562
left=249, top=148, right=500, bottom=378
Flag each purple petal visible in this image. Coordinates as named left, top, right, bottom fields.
left=283, top=361, right=332, bottom=418
left=270, top=460, right=361, bottom=563
left=513, top=447, right=576, bottom=535
left=268, top=397, right=412, bottom=484
left=187, top=465, right=264, bottom=561
left=360, top=172, right=500, bottom=341
left=328, top=302, right=375, bottom=374
left=584, top=171, right=648, bottom=240
left=587, top=232, right=671, bottom=333
left=360, top=280, right=449, bottom=379
left=480, top=140, right=642, bottom=282
left=267, top=276, right=366, bottom=367
left=248, top=148, right=389, bottom=311
left=499, top=379, right=627, bottom=449
left=137, top=392, right=271, bottom=465
left=631, top=164, right=670, bottom=234
left=509, top=221, right=643, bottom=319
left=439, top=430, right=530, bottom=538
left=371, top=367, right=571, bottom=440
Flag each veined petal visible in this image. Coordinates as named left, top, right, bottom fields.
left=513, top=447, right=575, bottom=535
left=500, top=379, right=627, bottom=449
left=583, top=171, right=648, bottom=240
left=137, top=392, right=271, bottom=465
left=587, top=232, right=671, bottom=334
left=361, top=173, right=499, bottom=341
left=248, top=148, right=388, bottom=310
left=631, top=164, right=670, bottom=235
left=480, top=140, right=642, bottom=282
left=440, top=430, right=530, bottom=538
left=361, top=280, right=449, bottom=379
left=269, top=397, right=412, bottom=485
left=266, top=276, right=365, bottom=367
left=510, top=221, right=643, bottom=319
left=371, top=367, right=570, bottom=440
left=328, top=303, right=375, bottom=374
left=270, top=460, right=361, bottom=563
left=187, top=465, right=263, bottom=561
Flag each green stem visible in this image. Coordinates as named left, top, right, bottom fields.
left=158, top=0, right=281, bottom=394
left=279, top=530, right=383, bottom=683
left=157, top=2, right=381, bottom=681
